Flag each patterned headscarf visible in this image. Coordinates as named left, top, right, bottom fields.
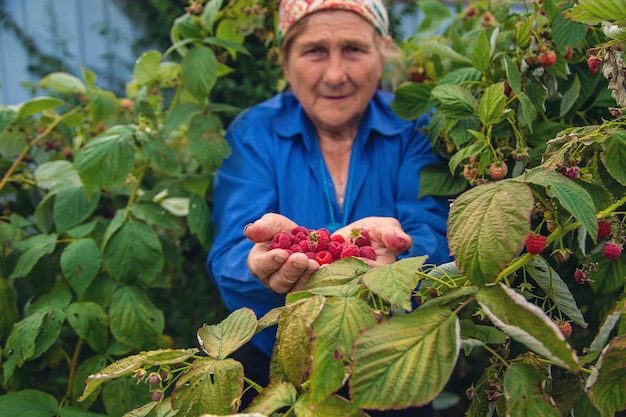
left=277, top=0, right=389, bottom=45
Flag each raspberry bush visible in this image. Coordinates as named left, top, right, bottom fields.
left=3, top=0, right=626, bottom=416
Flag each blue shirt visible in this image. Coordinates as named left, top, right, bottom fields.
left=206, top=90, right=452, bottom=356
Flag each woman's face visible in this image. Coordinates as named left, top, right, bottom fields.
left=283, top=10, right=387, bottom=134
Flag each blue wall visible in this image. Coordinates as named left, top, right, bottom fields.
left=0, top=0, right=142, bottom=105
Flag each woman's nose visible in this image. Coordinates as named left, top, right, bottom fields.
left=323, top=52, right=348, bottom=85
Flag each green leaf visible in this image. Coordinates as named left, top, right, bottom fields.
left=245, top=381, right=298, bottom=415
left=515, top=18, right=534, bottom=49
left=431, top=84, right=478, bottom=119
left=200, top=0, right=225, bottom=34
left=271, top=296, right=325, bottom=388
left=109, top=286, right=164, bottom=349
left=197, top=307, right=257, bottom=359
left=563, top=0, right=626, bottom=25
left=53, top=185, right=100, bottom=234
left=187, top=113, right=230, bottom=171
left=74, top=125, right=138, bottom=196
left=551, top=13, right=589, bottom=50
left=416, top=0, right=453, bottom=33
left=39, top=72, right=86, bottom=95
left=460, top=320, right=506, bottom=345
left=34, top=160, right=82, bottom=190
left=181, top=46, right=218, bottom=102
left=16, top=97, right=65, bottom=119
left=295, top=392, right=361, bottom=417
left=587, top=298, right=625, bottom=354
left=585, top=335, right=626, bottom=417
left=503, top=55, right=521, bottom=94
left=476, top=283, right=580, bottom=371
left=516, top=92, right=536, bottom=132
left=0, top=278, right=18, bottom=341
left=350, top=306, right=460, bottom=409
left=133, top=50, right=162, bottom=85
left=61, top=238, right=101, bottom=298
left=66, top=302, right=109, bottom=352
left=479, top=82, right=507, bottom=126
left=204, top=36, right=249, bottom=59
left=172, top=357, right=243, bottom=416
left=420, top=42, right=472, bottom=65
left=0, top=389, right=58, bottom=417
left=419, top=162, right=468, bottom=198
left=310, top=297, right=377, bottom=404
left=102, top=220, right=164, bottom=285
left=0, top=104, right=18, bottom=132
left=304, top=257, right=369, bottom=289
left=160, top=102, right=200, bottom=139
left=72, top=354, right=109, bottom=410
left=144, top=137, right=181, bottom=175
left=471, top=29, right=491, bottom=74
left=188, top=193, right=212, bottom=249
left=87, top=89, right=119, bottom=124
left=101, top=375, right=152, bottom=417
left=439, top=67, right=482, bottom=86
left=390, top=82, right=435, bottom=120
left=448, top=181, right=533, bottom=285
left=523, top=167, right=598, bottom=241
left=559, top=74, right=581, bottom=117
left=58, top=407, right=108, bottom=417
left=9, top=233, right=58, bottom=279
left=504, top=362, right=561, bottom=416
left=2, top=309, right=65, bottom=381
left=602, top=129, right=626, bottom=185
left=525, top=257, right=587, bottom=328
left=363, top=257, right=427, bottom=311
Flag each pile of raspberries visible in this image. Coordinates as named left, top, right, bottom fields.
left=269, top=226, right=376, bottom=265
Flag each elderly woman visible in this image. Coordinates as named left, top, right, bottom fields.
left=206, top=0, right=450, bottom=415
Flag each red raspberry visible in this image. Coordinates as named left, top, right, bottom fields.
left=269, top=232, right=293, bottom=250
left=292, top=226, right=309, bottom=235
left=327, top=240, right=343, bottom=260
left=350, top=228, right=371, bottom=247
left=559, top=166, right=579, bottom=179
left=538, top=50, right=557, bottom=67
left=340, top=243, right=360, bottom=259
left=587, top=55, right=602, bottom=75
left=299, top=239, right=312, bottom=252
left=573, top=269, right=589, bottom=284
left=602, top=242, right=622, bottom=260
left=525, top=234, right=547, bottom=255
left=315, top=250, right=333, bottom=265
left=331, top=234, right=346, bottom=244
left=359, top=246, right=377, bottom=260
left=308, top=228, right=330, bottom=252
left=290, top=244, right=303, bottom=253
left=305, top=251, right=316, bottom=259
left=557, top=322, right=572, bottom=339
left=597, top=221, right=612, bottom=240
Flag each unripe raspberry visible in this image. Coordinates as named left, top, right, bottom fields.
left=489, top=162, right=508, bottom=180
left=152, top=391, right=164, bottom=402
left=538, top=50, right=557, bottom=67
left=602, top=242, right=622, bottom=260
left=147, top=372, right=161, bottom=385
left=557, top=322, right=572, bottom=338
left=587, top=55, right=602, bottom=75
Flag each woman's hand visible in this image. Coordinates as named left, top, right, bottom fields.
left=244, top=213, right=320, bottom=294
left=333, top=217, right=412, bottom=267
